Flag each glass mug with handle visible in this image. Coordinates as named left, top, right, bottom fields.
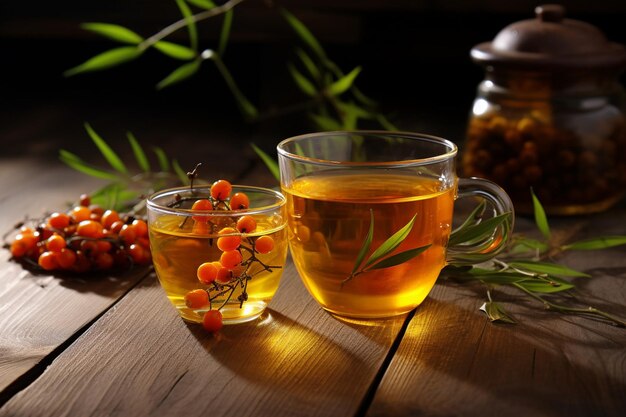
left=277, top=131, right=514, bottom=319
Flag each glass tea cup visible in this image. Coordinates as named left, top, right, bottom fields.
left=277, top=131, right=514, bottom=319
left=147, top=185, right=288, bottom=324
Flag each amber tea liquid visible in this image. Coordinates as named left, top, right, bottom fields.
left=149, top=215, right=288, bottom=323
left=283, top=171, right=455, bottom=318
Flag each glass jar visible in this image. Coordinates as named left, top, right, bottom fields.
left=463, top=5, right=626, bottom=215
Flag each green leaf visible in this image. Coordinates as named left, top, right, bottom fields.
left=287, top=63, right=317, bottom=96
left=448, top=212, right=511, bottom=246
left=327, top=66, right=362, bottom=96
left=172, top=159, right=189, bottom=185
left=59, top=150, right=119, bottom=181
left=516, top=279, right=574, bottom=293
left=509, top=261, right=590, bottom=278
left=531, top=189, right=550, bottom=239
left=352, top=210, right=374, bottom=275
left=84, top=123, right=128, bottom=175
left=280, top=8, right=326, bottom=60
left=127, top=132, right=150, bottom=172
left=562, top=236, right=626, bottom=251
left=509, top=237, right=549, bottom=254
left=375, top=114, right=399, bottom=131
left=176, top=0, right=198, bottom=51
left=364, top=214, right=417, bottom=267
left=295, top=48, right=320, bottom=81
left=156, top=60, right=201, bottom=90
left=250, top=143, right=280, bottom=181
left=369, top=245, right=431, bottom=270
left=466, top=268, right=529, bottom=284
left=153, top=146, right=170, bottom=172
left=309, top=113, right=342, bottom=131
left=64, top=46, right=142, bottom=77
left=219, top=9, right=234, bottom=56
left=455, top=200, right=487, bottom=232
left=186, top=0, right=215, bottom=9
left=154, top=41, right=196, bottom=60
left=81, top=23, right=144, bottom=44
left=209, top=54, right=258, bottom=120
left=480, top=301, right=516, bottom=324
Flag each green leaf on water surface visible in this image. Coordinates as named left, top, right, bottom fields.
left=84, top=123, right=128, bottom=175
left=81, top=23, right=144, bottom=44
left=480, top=301, right=516, bottom=324
left=562, top=236, right=626, bottom=251
left=64, top=46, right=142, bottom=77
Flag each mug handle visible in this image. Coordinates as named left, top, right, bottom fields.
left=446, top=177, right=515, bottom=265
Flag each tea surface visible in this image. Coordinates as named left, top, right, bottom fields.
left=284, top=171, right=455, bottom=318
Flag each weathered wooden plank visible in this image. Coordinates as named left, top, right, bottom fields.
left=0, top=261, right=407, bottom=417
left=366, top=210, right=626, bottom=417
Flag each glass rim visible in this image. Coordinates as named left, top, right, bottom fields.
left=276, top=130, right=458, bottom=167
left=146, top=184, right=286, bottom=218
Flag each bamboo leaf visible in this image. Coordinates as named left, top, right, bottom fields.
left=81, top=23, right=143, bottom=44
left=448, top=212, right=511, bottom=246
left=466, top=268, right=529, bottom=284
left=375, top=114, right=399, bottom=131
left=280, top=8, right=326, bottom=60
left=84, top=123, right=128, bottom=174
left=176, top=0, right=198, bottom=51
left=127, top=132, right=150, bottom=172
left=364, top=214, right=417, bottom=267
left=531, top=189, right=550, bottom=239
left=154, top=41, right=196, bottom=60
left=562, top=236, right=626, bottom=251
left=327, top=66, right=362, bottom=96
left=64, top=46, right=142, bottom=77
left=480, top=301, right=516, bottom=324
left=186, top=0, right=215, bottom=9
left=218, top=9, right=234, bottom=56
left=153, top=146, right=170, bottom=172
left=287, top=63, right=317, bottom=96
left=509, top=237, right=549, bottom=254
left=369, top=245, right=431, bottom=270
left=172, top=159, right=189, bottom=185
left=455, top=200, right=487, bottom=232
left=295, top=48, right=320, bottom=81
left=516, top=279, right=574, bottom=293
left=250, top=143, right=280, bottom=181
left=59, top=150, right=119, bottom=180
left=309, top=113, right=342, bottom=131
left=351, top=210, right=374, bottom=275
left=509, top=261, right=590, bottom=278
left=156, top=60, right=201, bottom=90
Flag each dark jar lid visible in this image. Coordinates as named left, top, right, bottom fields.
left=471, top=4, right=626, bottom=70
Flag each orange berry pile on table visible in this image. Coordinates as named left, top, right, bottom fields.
left=6, top=194, right=152, bottom=273
left=176, top=179, right=278, bottom=334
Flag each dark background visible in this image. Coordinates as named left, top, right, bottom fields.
left=1, top=0, right=625, bottom=171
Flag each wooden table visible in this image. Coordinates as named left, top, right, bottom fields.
left=1, top=130, right=625, bottom=417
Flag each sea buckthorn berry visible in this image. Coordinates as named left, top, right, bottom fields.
left=229, top=192, right=250, bottom=210
left=80, top=240, right=98, bottom=255
left=37, top=226, right=54, bottom=240
left=185, top=289, right=209, bottom=309
left=202, top=309, right=223, bottom=333
left=73, top=251, right=91, bottom=273
left=215, top=263, right=232, bottom=284
left=101, top=210, right=120, bottom=230
left=137, top=237, right=150, bottom=248
left=132, top=219, right=148, bottom=237
left=255, top=235, right=275, bottom=254
left=90, top=213, right=102, bottom=222
left=119, top=224, right=137, bottom=245
left=112, top=249, right=131, bottom=270
left=94, top=252, right=114, bottom=270
left=220, top=250, right=242, bottom=270
left=128, top=244, right=145, bottom=264
left=79, top=194, right=91, bottom=207
left=38, top=251, right=58, bottom=271
left=89, top=205, right=104, bottom=216
left=71, top=206, right=92, bottom=223
left=236, top=216, right=256, bottom=233
left=56, top=248, right=77, bottom=269
left=109, top=220, right=125, bottom=234
left=296, top=225, right=311, bottom=243
left=211, top=180, right=232, bottom=201
left=197, top=262, right=219, bottom=284
left=48, top=212, right=70, bottom=229
left=191, top=199, right=212, bottom=223
left=192, top=221, right=209, bottom=235
left=10, top=240, right=28, bottom=258
left=96, top=240, right=112, bottom=253
left=46, top=234, right=66, bottom=252
left=217, top=227, right=241, bottom=252
left=77, top=220, right=104, bottom=238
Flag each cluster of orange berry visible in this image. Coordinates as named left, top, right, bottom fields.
left=182, top=180, right=276, bottom=333
left=7, top=194, right=152, bottom=273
